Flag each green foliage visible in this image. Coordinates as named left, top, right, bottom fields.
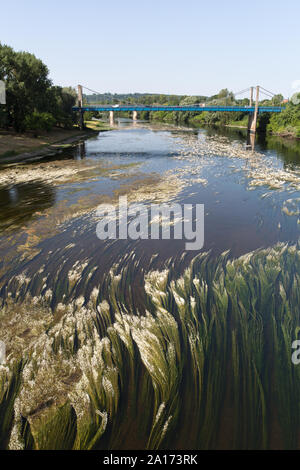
left=267, top=102, right=300, bottom=137
left=0, top=361, right=24, bottom=449
left=150, top=111, right=177, bottom=122
left=25, top=111, right=55, bottom=135
left=19, top=415, right=35, bottom=450
left=0, top=106, right=8, bottom=128
left=179, top=95, right=202, bottom=106
left=34, top=403, right=77, bottom=450
left=0, top=43, right=51, bottom=132
left=83, top=111, right=95, bottom=122
left=272, top=94, right=284, bottom=106
left=257, top=113, right=270, bottom=133
left=140, top=110, right=150, bottom=120
left=2, top=242, right=300, bottom=450
left=0, top=43, right=76, bottom=132
left=46, top=86, right=77, bottom=128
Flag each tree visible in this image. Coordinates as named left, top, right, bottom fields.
left=218, top=88, right=229, bottom=99
left=272, top=94, right=284, bottom=106
left=0, top=43, right=51, bottom=131
left=25, top=112, right=55, bottom=136
left=180, top=96, right=201, bottom=106
left=291, top=92, right=300, bottom=105
left=45, top=86, right=76, bottom=128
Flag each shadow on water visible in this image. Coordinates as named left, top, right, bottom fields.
left=0, top=181, right=56, bottom=231
left=259, top=134, right=300, bottom=169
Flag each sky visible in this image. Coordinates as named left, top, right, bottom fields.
left=1, top=0, right=299, bottom=98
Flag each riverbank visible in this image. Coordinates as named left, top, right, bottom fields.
left=141, top=106, right=299, bottom=141
left=0, top=122, right=112, bottom=164
left=148, top=113, right=300, bottom=141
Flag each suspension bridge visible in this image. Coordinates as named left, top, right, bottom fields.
left=73, top=85, right=284, bottom=135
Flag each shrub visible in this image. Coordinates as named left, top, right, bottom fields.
left=25, top=112, right=56, bottom=136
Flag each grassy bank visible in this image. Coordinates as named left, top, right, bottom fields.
left=84, top=120, right=113, bottom=132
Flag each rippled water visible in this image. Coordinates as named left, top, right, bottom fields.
left=1, top=121, right=300, bottom=449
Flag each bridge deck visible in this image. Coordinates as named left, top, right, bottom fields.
left=73, top=105, right=283, bottom=113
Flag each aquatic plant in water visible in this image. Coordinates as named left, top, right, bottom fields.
left=0, top=241, right=300, bottom=449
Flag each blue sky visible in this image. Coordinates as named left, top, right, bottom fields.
left=1, top=0, right=299, bottom=98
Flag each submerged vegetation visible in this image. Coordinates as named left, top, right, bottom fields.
left=1, top=241, right=300, bottom=449
left=0, top=117, right=299, bottom=450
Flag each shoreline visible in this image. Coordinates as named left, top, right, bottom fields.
left=0, top=123, right=112, bottom=165
left=149, top=117, right=300, bottom=141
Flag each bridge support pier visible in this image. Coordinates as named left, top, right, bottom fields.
left=77, top=85, right=85, bottom=130
left=133, top=110, right=138, bottom=121
left=79, top=110, right=84, bottom=130
left=247, top=112, right=257, bottom=134
left=246, top=130, right=255, bottom=150
left=109, top=111, right=114, bottom=126
left=247, top=85, right=260, bottom=148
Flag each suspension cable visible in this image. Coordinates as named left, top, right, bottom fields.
left=259, top=86, right=276, bottom=97
left=81, top=85, right=103, bottom=96
left=259, top=90, right=274, bottom=99
left=234, top=87, right=251, bottom=96
left=79, top=84, right=279, bottom=105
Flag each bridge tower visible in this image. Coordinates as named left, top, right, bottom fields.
left=77, top=85, right=84, bottom=130
left=250, top=87, right=253, bottom=107
left=109, top=111, right=114, bottom=126
left=248, top=85, right=259, bottom=135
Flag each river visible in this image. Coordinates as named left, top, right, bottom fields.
left=1, top=120, right=300, bottom=449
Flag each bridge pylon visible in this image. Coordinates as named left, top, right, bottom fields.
left=109, top=111, right=114, bottom=126
left=250, top=87, right=253, bottom=107
left=77, top=84, right=84, bottom=130
left=248, top=85, right=260, bottom=136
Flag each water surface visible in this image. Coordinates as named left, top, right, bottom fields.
left=1, top=122, right=300, bottom=449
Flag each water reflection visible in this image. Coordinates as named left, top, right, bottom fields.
left=0, top=181, right=55, bottom=230
left=75, top=141, right=86, bottom=160
left=262, top=135, right=300, bottom=169
left=246, top=131, right=255, bottom=151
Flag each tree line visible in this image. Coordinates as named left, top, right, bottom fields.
left=0, top=43, right=77, bottom=134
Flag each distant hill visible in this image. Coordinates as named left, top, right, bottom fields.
left=83, top=92, right=208, bottom=106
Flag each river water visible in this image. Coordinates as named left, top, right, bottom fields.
left=0, top=121, right=299, bottom=290
left=1, top=120, right=300, bottom=449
